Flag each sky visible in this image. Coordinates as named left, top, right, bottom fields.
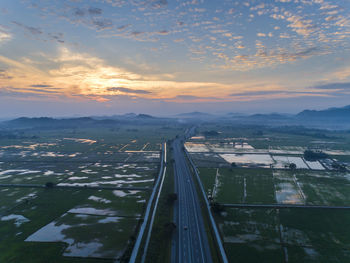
left=1, top=0, right=350, bottom=117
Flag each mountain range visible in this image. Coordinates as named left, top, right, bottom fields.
left=1, top=105, right=350, bottom=130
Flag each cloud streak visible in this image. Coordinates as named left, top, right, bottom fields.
left=107, top=87, right=152, bottom=94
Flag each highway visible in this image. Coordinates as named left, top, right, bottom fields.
left=172, top=137, right=213, bottom=263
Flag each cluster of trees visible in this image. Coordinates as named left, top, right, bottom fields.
left=289, top=163, right=297, bottom=170
left=304, top=150, right=328, bottom=161
left=211, top=202, right=225, bottom=214
left=167, top=193, right=177, bottom=204
left=332, top=162, right=348, bottom=172
left=203, top=130, right=219, bottom=137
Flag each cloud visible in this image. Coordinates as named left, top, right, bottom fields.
left=0, top=26, right=12, bottom=44
left=0, top=69, right=12, bottom=79
left=157, top=30, right=169, bottom=35
left=286, top=15, right=315, bottom=37
left=107, top=87, right=152, bottom=94
left=1, top=48, right=247, bottom=102
left=327, top=67, right=350, bottom=81
left=47, top=32, right=65, bottom=43
left=311, top=82, right=350, bottom=91
left=0, top=86, right=59, bottom=98
left=12, top=21, right=42, bottom=35
left=176, top=95, right=221, bottom=100
left=92, top=19, right=113, bottom=30
left=88, top=7, right=103, bottom=15
left=227, top=89, right=333, bottom=102
left=12, top=21, right=64, bottom=43
left=30, top=84, right=53, bottom=88
left=73, top=8, right=85, bottom=17
left=174, top=95, right=200, bottom=100
left=117, top=24, right=130, bottom=31
left=230, top=90, right=282, bottom=97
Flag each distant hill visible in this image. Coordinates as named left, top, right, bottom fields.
left=136, top=114, right=154, bottom=119
left=2, top=105, right=350, bottom=131
left=122, top=113, right=137, bottom=118
left=246, top=113, right=289, bottom=120
left=3, top=117, right=105, bottom=129
left=1, top=114, right=171, bottom=129
left=297, top=105, right=350, bottom=120
left=227, top=105, right=350, bottom=129
left=177, top=112, right=212, bottom=118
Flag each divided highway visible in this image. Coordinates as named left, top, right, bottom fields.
left=172, top=138, right=213, bottom=263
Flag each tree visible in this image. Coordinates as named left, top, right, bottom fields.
left=332, top=163, right=347, bottom=172
left=203, top=130, right=219, bottom=137
left=211, top=202, right=225, bottom=214
left=45, top=182, right=55, bottom=188
left=304, top=150, right=328, bottom=161
left=289, top=163, right=297, bottom=170
left=164, top=222, right=176, bottom=235
left=231, top=162, right=237, bottom=168
left=167, top=193, right=178, bottom=204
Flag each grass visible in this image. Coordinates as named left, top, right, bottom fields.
left=215, top=208, right=280, bottom=244
left=295, top=171, right=350, bottom=206
left=192, top=124, right=350, bottom=263
left=214, top=208, right=350, bottom=263
left=198, top=168, right=217, bottom=196
left=213, top=168, right=275, bottom=204
left=0, top=186, right=149, bottom=262
left=224, top=242, right=284, bottom=263
left=279, top=209, right=350, bottom=262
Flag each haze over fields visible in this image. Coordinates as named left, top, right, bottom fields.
left=1, top=0, right=350, bottom=117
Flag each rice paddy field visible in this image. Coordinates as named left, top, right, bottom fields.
left=188, top=125, right=350, bottom=263
left=0, top=125, right=179, bottom=262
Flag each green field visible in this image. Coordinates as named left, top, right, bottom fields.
left=0, top=125, right=177, bottom=262
left=192, top=124, right=350, bottom=263
left=199, top=168, right=275, bottom=204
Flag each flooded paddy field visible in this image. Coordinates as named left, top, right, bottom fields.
left=194, top=124, right=350, bottom=152
left=0, top=126, right=171, bottom=262
left=216, top=208, right=283, bottom=263
left=0, top=186, right=150, bottom=262
left=25, top=212, right=139, bottom=259
left=0, top=161, right=158, bottom=187
left=279, top=209, right=350, bottom=262
left=273, top=170, right=350, bottom=206
left=215, top=208, right=350, bottom=263
left=192, top=125, right=350, bottom=263
left=198, top=168, right=275, bottom=204
left=198, top=167, right=350, bottom=207
left=56, top=163, right=157, bottom=188
left=295, top=171, right=350, bottom=206
left=188, top=153, right=227, bottom=167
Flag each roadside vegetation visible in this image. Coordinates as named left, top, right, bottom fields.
left=144, top=145, right=175, bottom=263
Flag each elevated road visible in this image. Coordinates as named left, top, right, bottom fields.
left=172, top=138, right=212, bottom=263
left=129, top=143, right=166, bottom=263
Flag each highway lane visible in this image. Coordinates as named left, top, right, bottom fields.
left=172, top=138, right=213, bottom=263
